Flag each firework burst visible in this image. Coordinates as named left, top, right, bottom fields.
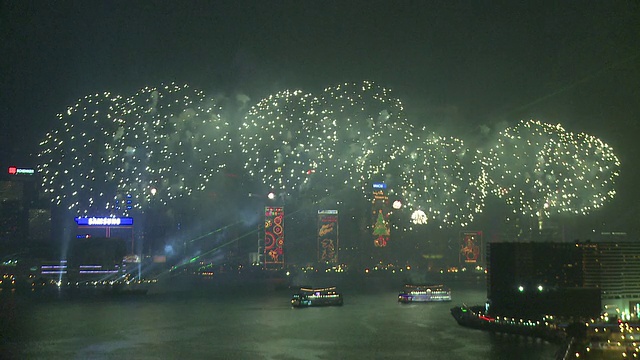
left=38, top=83, right=231, bottom=216
left=482, top=119, right=620, bottom=218
left=398, top=130, right=487, bottom=228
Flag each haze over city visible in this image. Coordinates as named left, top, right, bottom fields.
left=2, top=2, right=640, bottom=359
left=2, top=1, right=639, bottom=243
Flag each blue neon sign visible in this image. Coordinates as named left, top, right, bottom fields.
left=74, top=217, right=134, bottom=226
left=372, top=182, right=387, bottom=189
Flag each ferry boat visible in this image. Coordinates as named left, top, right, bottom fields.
left=450, top=304, right=566, bottom=343
left=398, top=284, right=452, bottom=303
left=291, top=286, right=343, bottom=307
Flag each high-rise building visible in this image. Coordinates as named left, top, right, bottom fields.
left=487, top=242, right=601, bottom=318
left=317, top=210, right=339, bottom=264
left=0, top=166, right=49, bottom=245
left=581, top=241, right=640, bottom=318
left=263, top=206, right=284, bottom=269
left=0, top=180, right=25, bottom=243
left=371, top=182, right=390, bottom=248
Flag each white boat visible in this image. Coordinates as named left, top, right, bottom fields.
left=291, top=286, right=343, bottom=307
left=398, top=284, right=452, bottom=303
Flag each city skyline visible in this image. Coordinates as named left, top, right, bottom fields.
left=2, top=4, right=639, bottom=359
left=1, top=1, right=639, bottom=238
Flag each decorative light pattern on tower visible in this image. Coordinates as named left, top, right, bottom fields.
left=317, top=210, right=339, bottom=263
left=264, top=206, right=285, bottom=269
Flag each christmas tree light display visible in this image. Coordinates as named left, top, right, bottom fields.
left=371, top=182, right=391, bottom=247
left=372, top=210, right=390, bottom=247
left=482, top=119, right=620, bottom=218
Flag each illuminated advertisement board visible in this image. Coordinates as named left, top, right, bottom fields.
left=74, top=217, right=133, bottom=226
left=372, top=182, right=387, bottom=189
left=318, top=210, right=338, bottom=263
left=459, top=231, right=482, bottom=264
left=74, top=217, right=135, bottom=254
left=264, top=207, right=284, bottom=268
left=7, top=166, right=35, bottom=175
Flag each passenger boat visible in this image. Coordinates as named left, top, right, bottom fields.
left=398, top=284, right=452, bottom=303
left=450, top=305, right=566, bottom=343
left=291, top=286, right=343, bottom=307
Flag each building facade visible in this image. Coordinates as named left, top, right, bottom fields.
left=487, top=242, right=599, bottom=318
left=581, top=241, right=640, bottom=319
left=1, top=167, right=50, bottom=246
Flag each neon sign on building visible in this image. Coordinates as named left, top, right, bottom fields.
left=459, top=231, right=482, bottom=264
left=372, top=182, right=387, bottom=189
left=7, top=166, right=35, bottom=175
left=371, top=182, right=390, bottom=247
left=264, top=207, right=284, bottom=269
left=74, top=217, right=134, bottom=226
left=318, top=210, right=339, bottom=263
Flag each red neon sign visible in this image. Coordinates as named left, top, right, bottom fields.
left=7, top=166, right=34, bottom=175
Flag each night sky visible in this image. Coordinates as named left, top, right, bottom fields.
left=1, top=1, right=639, bottom=233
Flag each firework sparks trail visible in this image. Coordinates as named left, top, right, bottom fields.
left=398, top=130, right=487, bottom=228
left=40, top=84, right=620, bottom=228
left=482, top=119, right=620, bottom=218
left=38, top=83, right=231, bottom=216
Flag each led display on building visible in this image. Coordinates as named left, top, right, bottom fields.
left=74, top=217, right=135, bottom=254
left=318, top=210, right=338, bottom=263
left=264, top=206, right=284, bottom=269
left=371, top=182, right=390, bottom=247
left=459, top=231, right=482, bottom=264
left=74, top=217, right=134, bottom=226
left=7, top=166, right=35, bottom=176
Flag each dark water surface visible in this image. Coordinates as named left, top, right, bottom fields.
left=1, top=282, right=560, bottom=359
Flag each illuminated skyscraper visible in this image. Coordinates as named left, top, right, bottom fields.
left=264, top=206, right=284, bottom=269
left=318, top=210, right=338, bottom=263
left=581, top=240, right=640, bottom=317
left=371, top=182, right=390, bottom=247
left=1, top=166, right=47, bottom=244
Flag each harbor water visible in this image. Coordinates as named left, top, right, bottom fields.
left=1, top=281, right=560, bottom=359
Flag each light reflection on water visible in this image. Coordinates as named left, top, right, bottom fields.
left=1, top=283, right=560, bottom=360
